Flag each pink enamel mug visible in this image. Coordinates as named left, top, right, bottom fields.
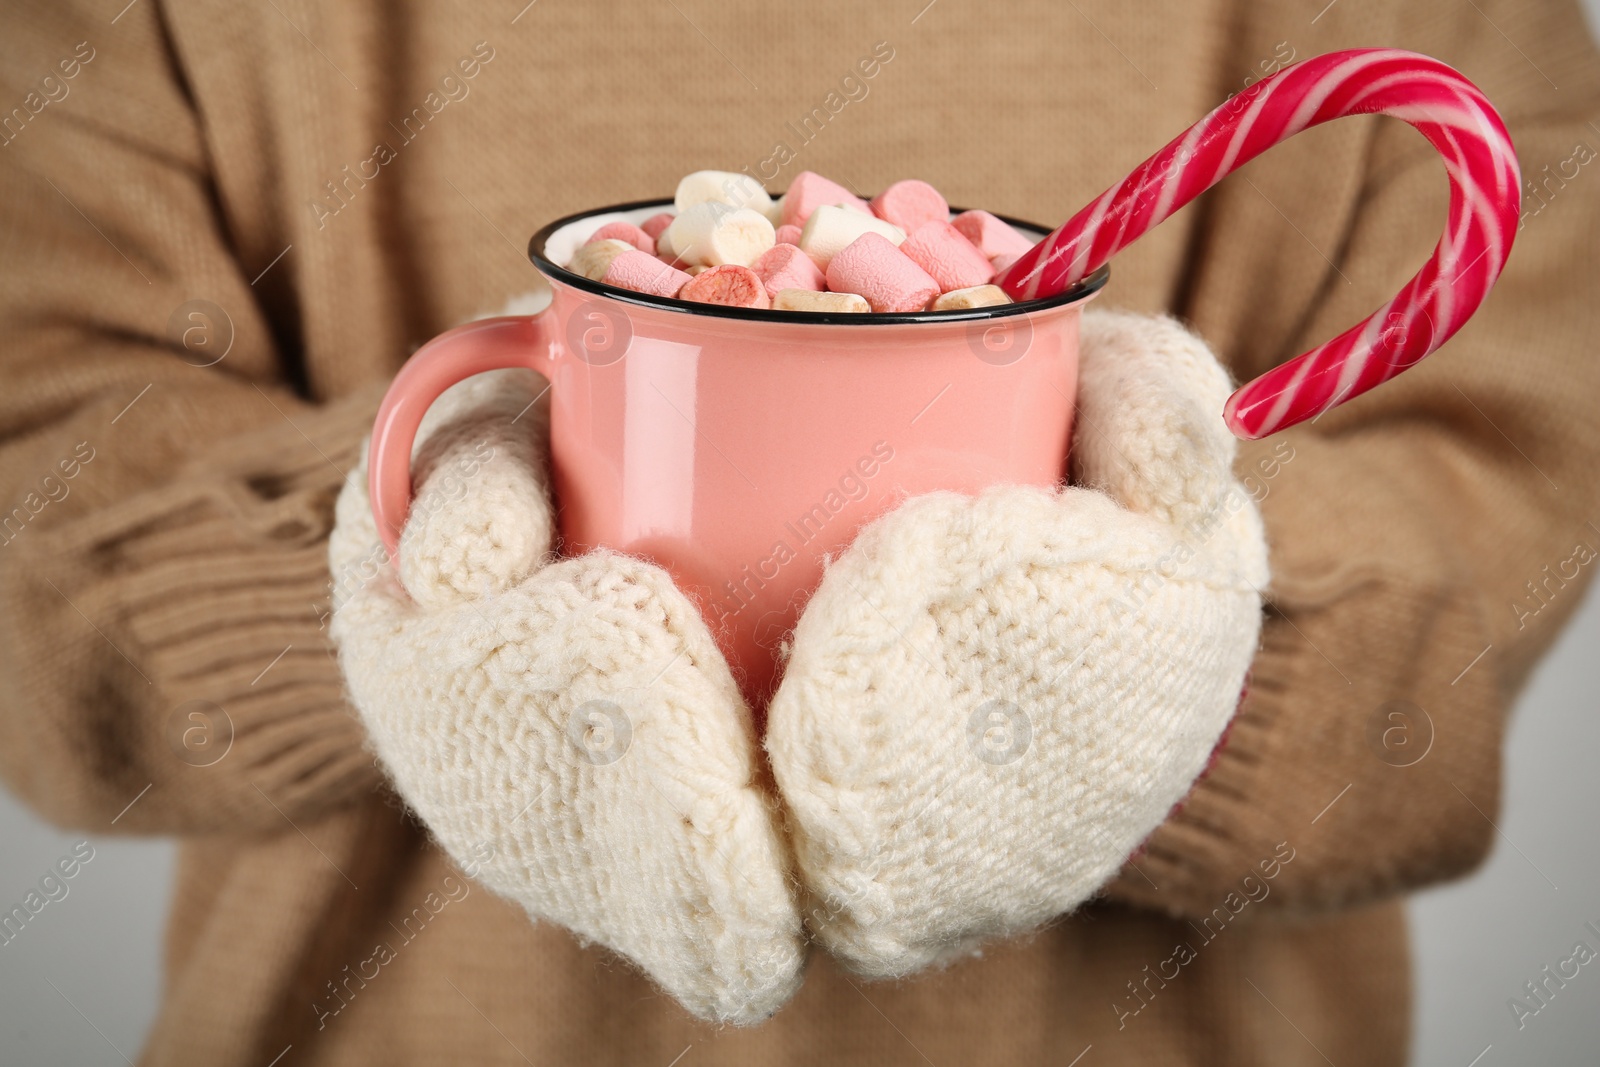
left=369, top=199, right=1106, bottom=713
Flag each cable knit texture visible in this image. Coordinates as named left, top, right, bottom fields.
left=766, top=311, right=1270, bottom=978
left=327, top=308, right=806, bottom=1025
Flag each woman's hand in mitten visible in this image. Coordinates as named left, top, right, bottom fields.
left=765, top=311, right=1270, bottom=978
left=328, top=367, right=805, bottom=1025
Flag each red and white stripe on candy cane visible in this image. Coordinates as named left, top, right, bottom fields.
left=996, top=49, right=1521, bottom=440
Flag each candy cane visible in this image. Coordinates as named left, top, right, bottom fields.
left=996, top=49, right=1521, bottom=439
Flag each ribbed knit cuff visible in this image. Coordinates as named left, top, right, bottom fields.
left=0, top=383, right=389, bottom=833
left=1098, top=430, right=1508, bottom=918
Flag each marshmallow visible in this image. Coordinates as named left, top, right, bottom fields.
left=655, top=229, right=675, bottom=259
left=774, top=224, right=803, bottom=247
left=674, top=170, right=775, bottom=217
left=602, top=249, right=692, bottom=299
left=870, top=180, right=950, bottom=234
left=900, top=221, right=995, bottom=293
left=678, top=264, right=771, bottom=309
left=931, top=284, right=1013, bottom=310
left=991, top=251, right=1020, bottom=274
left=765, top=195, right=786, bottom=228
left=825, top=233, right=940, bottom=314
left=798, top=205, right=905, bottom=270
left=588, top=221, right=655, bottom=254
left=663, top=201, right=776, bottom=268
left=640, top=212, right=676, bottom=240
left=568, top=238, right=634, bottom=281
left=781, top=171, right=872, bottom=228
left=950, top=210, right=1035, bottom=261
left=751, top=244, right=825, bottom=297
left=773, top=289, right=871, bottom=314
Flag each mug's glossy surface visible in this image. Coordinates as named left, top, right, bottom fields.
left=370, top=199, right=1107, bottom=713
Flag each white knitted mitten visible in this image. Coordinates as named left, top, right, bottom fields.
left=765, top=310, right=1270, bottom=978
left=328, top=363, right=805, bottom=1025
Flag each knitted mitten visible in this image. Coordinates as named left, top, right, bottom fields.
left=765, top=310, right=1270, bottom=978
left=328, top=363, right=805, bottom=1025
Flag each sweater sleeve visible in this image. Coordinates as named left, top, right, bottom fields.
left=1103, top=0, right=1600, bottom=917
left=0, top=3, right=384, bottom=832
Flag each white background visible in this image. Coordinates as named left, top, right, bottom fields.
left=2, top=5, right=1598, bottom=1063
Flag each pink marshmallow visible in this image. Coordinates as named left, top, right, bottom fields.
left=781, top=171, right=871, bottom=228
left=602, top=249, right=692, bottom=299
left=751, top=243, right=825, bottom=297
left=900, top=221, right=995, bottom=293
left=679, top=264, right=771, bottom=309
left=951, top=210, right=1035, bottom=261
left=825, top=233, right=940, bottom=314
left=870, top=179, right=949, bottom=234
left=640, top=212, right=676, bottom=240
left=991, top=252, right=1020, bottom=274
left=588, top=221, right=655, bottom=254
left=774, top=223, right=803, bottom=246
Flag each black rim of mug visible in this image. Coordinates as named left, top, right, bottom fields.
left=526, top=197, right=1110, bottom=326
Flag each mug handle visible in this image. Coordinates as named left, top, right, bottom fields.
left=368, top=313, right=555, bottom=558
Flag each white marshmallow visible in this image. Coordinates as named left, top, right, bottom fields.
left=663, top=202, right=776, bottom=268
left=567, top=238, right=634, bottom=281
left=773, top=288, right=871, bottom=313
left=798, top=205, right=905, bottom=269
left=931, top=284, right=1013, bottom=310
left=674, top=170, right=775, bottom=217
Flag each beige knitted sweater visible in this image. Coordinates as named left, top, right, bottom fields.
left=2, top=0, right=1598, bottom=1063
